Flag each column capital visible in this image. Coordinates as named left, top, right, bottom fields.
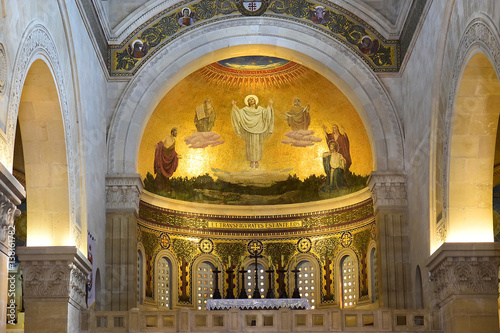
left=106, top=173, right=143, bottom=213
left=368, top=171, right=407, bottom=210
left=18, top=246, right=91, bottom=309
left=427, top=243, right=500, bottom=307
left=0, top=164, right=25, bottom=255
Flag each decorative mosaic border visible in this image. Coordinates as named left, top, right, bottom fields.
left=138, top=197, right=374, bottom=234
left=108, top=0, right=399, bottom=76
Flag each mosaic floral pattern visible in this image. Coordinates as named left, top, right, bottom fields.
left=109, top=0, right=398, bottom=75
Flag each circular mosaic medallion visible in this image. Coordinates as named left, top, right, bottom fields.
left=340, top=231, right=353, bottom=248
left=247, top=240, right=264, bottom=256
left=236, top=0, right=270, bottom=16
left=159, top=233, right=171, bottom=249
left=297, top=238, right=312, bottom=253
left=199, top=238, right=214, bottom=254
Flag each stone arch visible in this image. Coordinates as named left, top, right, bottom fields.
left=107, top=17, right=403, bottom=176
left=153, top=249, right=178, bottom=308
left=9, top=24, right=83, bottom=250
left=415, top=265, right=423, bottom=309
left=367, top=240, right=377, bottom=303
left=441, top=17, right=500, bottom=245
left=137, top=243, right=146, bottom=305
left=334, top=247, right=360, bottom=308
left=288, top=252, right=321, bottom=307
left=192, top=254, right=222, bottom=309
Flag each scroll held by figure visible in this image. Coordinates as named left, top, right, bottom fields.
left=154, top=128, right=181, bottom=192
left=231, top=95, right=274, bottom=169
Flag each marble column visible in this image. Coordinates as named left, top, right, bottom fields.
left=17, top=246, right=91, bottom=333
left=0, top=165, right=25, bottom=332
left=368, top=171, right=412, bottom=308
left=105, top=174, right=143, bottom=311
left=427, top=243, right=500, bottom=333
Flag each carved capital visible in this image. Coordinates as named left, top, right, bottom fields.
left=0, top=164, right=25, bottom=254
left=18, top=246, right=91, bottom=309
left=106, top=174, right=143, bottom=213
left=368, top=172, right=407, bottom=210
left=427, top=243, right=500, bottom=307
left=0, top=192, right=20, bottom=247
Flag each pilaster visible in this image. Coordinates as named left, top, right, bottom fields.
left=17, top=246, right=91, bottom=333
left=105, top=174, right=143, bottom=310
left=427, top=243, right=500, bottom=333
left=368, top=171, right=411, bottom=309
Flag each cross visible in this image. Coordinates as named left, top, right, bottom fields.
left=160, top=234, right=170, bottom=248
left=248, top=2, right=257, bottom=11
left=250, top=242, right=261, bottom=252
left=340, top=232, right=352, bottom=247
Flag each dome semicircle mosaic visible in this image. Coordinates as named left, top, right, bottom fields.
left=138, top=56, right=373, bottom=206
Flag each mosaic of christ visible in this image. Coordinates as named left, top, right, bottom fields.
left=138, top=56, right=373, bottom=205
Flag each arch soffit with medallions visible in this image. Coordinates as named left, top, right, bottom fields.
left=107, top=18, right=403, bottom=176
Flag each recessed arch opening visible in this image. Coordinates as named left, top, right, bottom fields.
left=17, top=59, right=71, bottom=247
left=448, top=52, right=500, bottom=243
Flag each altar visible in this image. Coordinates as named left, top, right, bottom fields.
left=206, top=298, right=310, bottom=310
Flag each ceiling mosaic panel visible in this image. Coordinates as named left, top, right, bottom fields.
left=109, top=0, right=399, bottom=76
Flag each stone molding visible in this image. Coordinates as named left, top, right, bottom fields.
left=0, top=43, right=6, bottom=99
left=427, top=243, right=500, bottom=307
left=17, top=246, right=91, bottom=309
left=106, top=174, right=143, bottom=213
left=368, top=172, right=407, bottom=210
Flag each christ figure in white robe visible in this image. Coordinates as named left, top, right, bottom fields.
left=231, top=95, right=274, bottom=168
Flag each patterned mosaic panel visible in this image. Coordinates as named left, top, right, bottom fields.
left=138, top=218, right=374, bottom=305
left=108, top=0, right=399, bottom=76
left=138, top=198, right=374, bottom=235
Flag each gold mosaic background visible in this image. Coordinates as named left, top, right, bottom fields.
left=138, top=61, right=373, bottom=181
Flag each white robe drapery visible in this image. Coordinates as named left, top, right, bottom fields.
left=231, top=104, right=274, bottom=162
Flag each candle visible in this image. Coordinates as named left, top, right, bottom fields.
left=241, top=255, right=244, bottom=263
left=268, top=255, right=272, bottom=265
left=295, top=256, right=297, bottom=267
left=281, top=255, right=284, bottom=267
left=228, top=255, right=231, bottom=267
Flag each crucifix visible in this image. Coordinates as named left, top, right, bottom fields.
left=246, top=240, right=264, bottom=299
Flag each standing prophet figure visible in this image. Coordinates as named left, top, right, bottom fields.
left=194, top=98, right=216, bottom=132
left=284, top=98, right=310, bottom=131
left=231, top=95, right=274, bottom=168
left=154, top=128, right=181, bottom=193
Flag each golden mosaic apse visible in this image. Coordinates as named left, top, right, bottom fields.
left=138, top=56, right=373, bottom=205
